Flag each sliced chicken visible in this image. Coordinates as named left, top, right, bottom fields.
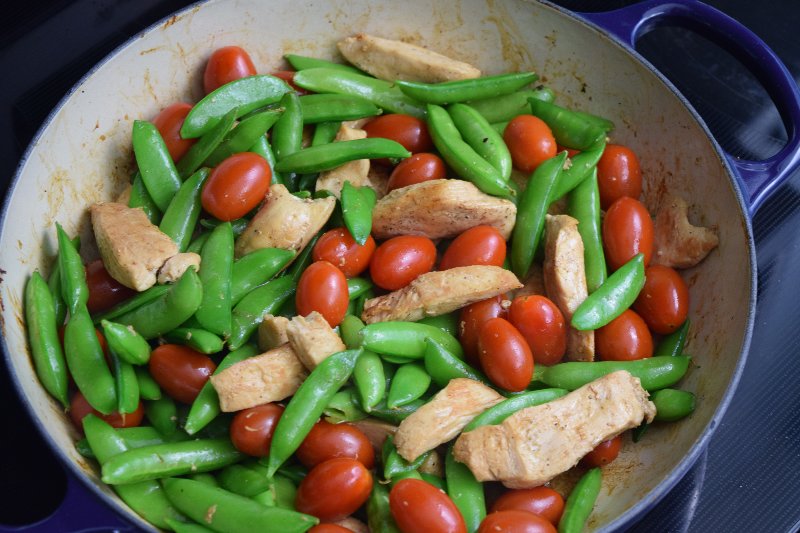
left=116, top=184, right=132, bottom=205
left=235, top=184, right=335, bottom=258
left=210, top=344, right=308, bottom=412
left=372, top=179, right=517, bottom=240
left=315, top=125, right=371, bottom=198
left=513, top=263, right=546, bottom=299
left=333, top=517, right=369, bottom=533
left=394, top=378, right=504, bottom=462
left=542, top=215, right=594, bottom=361
left=362, top=265, right=521, bottom=324
left=286, top=311, right=347, bottom=371
left=653, top=194, right=719, bottom=269
left=453, top=371, right=655, bottom=488
left=91, top=202, right=178, bottom=291
left=365, top=163, right=389, bottom=200
left=337, top=33, right=481, bottom=83
left=157, top=252, right=201, bottom=284
left=257, top=314, right=290, bottom=352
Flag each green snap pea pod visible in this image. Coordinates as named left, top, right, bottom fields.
left=359, top=321, right=464, bottom=360
left=390, top=470, right=423, bottom=486
left=293, top=190, right=311, bottom=199
left=573, top=109, right=615, bottom=132
left=467, top=87, right=555, bottom=123
left=159, top=168, right=210, bottom=251
left=162, top=478, right=318, bottom=533
left=549, top=142, right=606, bottom=202
left=510, top=151, right=568, bottom=279
left=293, top=67, right=425, bottom=118
left=82, top=415, right=185, bottom=529
left=352, top=288, right=374, bottom=320
left=423, top=338, right=488, bottom=388
left=265, top=348, right=363, bottom=476
left=114, top=268, right=203, bottom=339
left=299, top=94, right=380, bottom=124
left=448, top=102, right=513, bottom=182
left=540, top=356, right=691, bottom=391
left=416, top=312, right=459, bottom=338
left=386, top=362, right=431, bottom=409
left=204, top=109, right=283, bottom=167
left=347, top=277, right=374, bottom=301
left=654, top=319, right=691, bottom=357
left=76, top=425, right=167, bottom=459
left=110, top=351, right=139, bottom=414
left=572, top=253, right=645, bottom=331
left=252, top=474, right=297, bottom=510
left=189, top=473, right=220, bottom=487
left=229, top=276, right=296, bottom=350
left=101, top=319, right=151, bottom=365
left=341, top=181, right=376, bottom=245
left=568, top=169, right=606, bottom=293
left=491, top=121, right=508, bottom=136
left=249, top=134, right=283, bottom=185
left=369, top=398, right=424, bottom=425
left=92, top=284, right=170, bottom=324
left=275, top=138, right=411, bottom=174
left=25, top=272, right=69, bottom=407
left=367, top=481, right=402, bottom=533
left=271, top=462, right=308, bottom=485
left=445, top=444, right=485, bottom=533
left=65, top=306, right=117, bottom=414
left=199, top=217, right=249, bottom=236
left=176, top=108, right=238, bottom=179
left=132, top=120, right=182, bottom=211
left=529, top=98, right=606, bottom=151
left=163, top=327, right=225, bottom=354
left=311, top=121, right=342, bottom=145
left=219, top=461, right=271, bottom=497
left=181, top=75, right=291, bottom=138
left=186, top=232, right=210, bottom=255
left=353, top=349, right=385, bottom=412
left=165, top=519, right=214, bottom=533
left=285, top=54, right=363, bottom=74
left=427, top=104, right=514, bottom=198
left=135, top=366, right=161, bottom=400
left=421, top=473, right=447, bottom=491
left=396, top=72, right=538, bottom=105
left=382, top=435, right=430, bottom=480
left=196, top=222, right=234, bottom=337
left=47, top=262, right=67, bottom=327
left=129, top=172, right=161, bottom=224
left=558, top=467, right=602, bottom=533
left=651, top=388, right=696, bottom=422
left=56, top=223, right=88, bottom=316
left=340, top=314, right=366, bottom=349
left=272, top=92, right=303, bottom=191
left=145, top=395, right=183, bottom=440
left=323, top=387, right=368, bottom=423
left=231, top=248, right=295, bottom=305
left=463, top=388, right=568, bottom=432
left=288, top=232, right=322, bottom=283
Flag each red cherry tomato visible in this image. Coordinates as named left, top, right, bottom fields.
left=508, top=295, right=567, bottom=366
left=229, top=403, right=284, bottom=457
left=296, top=261, right=349, bottom=327
left=633, top=265, right=690, bottom=335
left=296, top=420, right=375, bottom=469
left=295, top=457, right=373, bottom=522
left=312, top=228, right=376, bottom=278
left=203, top=45, right=257, bottom=94
left=581, top=435, right=623, bottom=468
left=308, top=525, right=352, bottom=533
left=387, top=153, right=447, bottom=192
left=69, top=391, right=144, bottom=432
left=271, top=70, right=308, bottom=95
left=478, top=510, right=557, bottom=533
left=557, top=145, right=580, bottom=158
left=602, top=197, right=654, bottom=271
left=459, top=295, right=508, bottom=365
left=363, top=114, right=433, bottom=155
left=369, top=235, right=437, bottom=291
left=148, top=344, right=216, bottom=404
left=152, top=102, right=196, bottom=162
left=85, top=259, right=136, bottom=314
left=439, top=226, right=506, bottom=271
left=595, top=309, right=653, bottom=361
left=596, top=144, right=642, bottom=210
left=503, top=115, right=557, bottom=173
left=201, top=152, right=271, bottom=221
left=389, top=478, right=467, bottom=533
left=478, top=317, right=534, bottom=392
left=490, top=487, right=565, bottom=526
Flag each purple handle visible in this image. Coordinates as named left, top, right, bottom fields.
left=578, top=0, right=800, bottom=213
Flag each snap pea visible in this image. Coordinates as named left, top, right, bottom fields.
left=249, top=134, right=283, bottom=185
left=274, top=138, right=411, bottom=174
left=347, top=277, right=374, bottom=301
left=540, top=356, right=691, bottom=391
left=386, top=362, right=431, bottom=409
left=299, top=94, right=380, bottom=124
left=467, top=87, right=555, bottom=123
left=199, top=217, right=249, bottom=236
left=135, top=366, right=161, bottom=400
left=651, top=388, right=696, bottom=422
left=529, top=98, right=606, bottom=151
left=189, top=473, right=220, bottom=487
left=293, top=67, right=425, bottom=118
left=164, top=519, right=214, bottom=533
left=145, top=395, right=182, bottom=440
left=390, top=470, right=423, bottom=486
left=288, top=233, right=320, bottom=283
left=230, top=248, right=294, bottom=305
left=252, top=474, right=297, bottom=510
left=271, top=462, right=308, bottom=486
left=56, top=223, right=88, bottom=316
left=427, top=104, right=514, bottom=198
left=549, top=142, right=605, bottom=202
left=448, top=102, right=512, bottom=182
left=159, top=168, right=210, bottom=251
left=110, top=351, right=139, bottom=414
left=132, top=120, right=182, bottom=211
left=352, top=287, right=374, bottom=319
left=92, top=284, right=170, bottom=324
left=423, top=338, right=488, bottom=388
left=445, top=444, right=485, bottom=533
left=421, top=473, right=447, bottom=491
left=568, top=169, right=606, bottom=293
left=272, top=91, right=303, bottom=191
left=463, top=388, right=568, bottom=432
left=285, top=54, right=363, bottom=74
left=382, top=435, right=430, bottom=480
left=175, top=108, right=238, bottom=179
left=163, top=327, right=225, bottom=354
left=367, top=481, right=402, bottom=533
left=353, top=349, right=385, bottom=412
left=369, top=398, right=424, bottom=425
left=572, top=253, right=645, bottom=331
left=229, top=276, right=296, bottom=350
left=219, top=461, right=272, bottom=497
left=311, top=121, right=342, bottom=145
left=491, top=121, right=508, bottom=136
left=323, top=387, right=368, bottom=423
left=76, top=425, right=166, bottom=459
left=359, top=321, right=464, bottom=360
left=204, top=109, right=283, bottom=167
left=340, top=314, right=366, bottom=349
left=47, top=257, right=67, bottom=327
left=265, top=348, right=363, bottom=476
left=559, top=467, right=602, bottom=533
left=654, top=319, right=691, bottom=357
left=181, top=75, right=291, bottom=138
left=341, top=181, right=376, bottom=245
left=196, top=222, right=234, bottom=337
left=24, top=272, right=68, bottom=407
left=573, top=109, right=615, bottom=132
left=510, top=151, right=567, bottom=278
left=64, top=306, right=117, bottom=414
left=417, top=312, right=459, bottom=338
left=396, top=72, right=537, bottom=105
left=101, top=319, right=151, bottom=365
left=129, top=172, right=161, bottom=224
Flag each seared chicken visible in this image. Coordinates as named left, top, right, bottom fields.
left=286, top=311, right=347, bottom=370
left=257, top=314, right=290, bottom=352
left=653, top=194, right=719, bottom=269
left=315, top=124, right=372, bottom=198
left=157, top=252, right=201, bottom=284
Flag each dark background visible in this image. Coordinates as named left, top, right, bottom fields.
left=1, top=1, right=799, bottom=531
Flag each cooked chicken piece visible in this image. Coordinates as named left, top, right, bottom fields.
left=116, top=184, right=132, bottom=205
left=334, top=517, right=369, bottom=533
left=543, top=215, right=594, bottom=361
left=286, top=311, right=347, bottom=370
left=350, top=418, right=398, bottom=453
left=91, top=202, right=178, bottom=291
left=372, top=179, right=517, bottom=240
left=362, top=266, right=521, bottom=324
left=157, top=253, right=201, bottom=284
left=653, top=194, right=719, bottom=269
left=315, top=125, right=371, bottom=198
left=366, top=163, right=389, bottom=200
left=337, top=33, right=481, bottom=83
left=394, top=378, right=504, bottom=462
left=419, top=449, right=444, bottom=477
left=235, top=184, right=335, bottom=258
left=257, top=314, right=290, bottom=351
left=453, top=371, right=655, bottom=488
left=210, top=344, right=308, bottom=412
left=513, top=263, right=546, bottom=298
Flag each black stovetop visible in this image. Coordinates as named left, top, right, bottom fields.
left=1, top=1, right=799, bottom=531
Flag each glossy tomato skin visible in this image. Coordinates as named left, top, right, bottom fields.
left=596, top=144, right=642, bottom=210
left=633, top=265, right=689, bottom=335
left=364, top=114, right=433, bottom=155
left=85, top=259, right=136, bottom=314
left=201, top=152, right=271, bottom=221
left=459, top=295, right=508, bottom=365
left=581, top=435, right=623, bottom=468
left=478, top=317, right=534, bottom=392
left=503, top=115, right=557, bottom=173
left=148, top=344, right=217, bottom=404
left=312, top=228, right=376, bottom=278
left=478, top=510, right=557, bottom=533
left=296, top=261, right=349, bottom=327
left=203, top=45, right=257, bottom=94
left=507, top=296, right=566, bottom=366
left=595, top=309, right=653, bottom=361
left=387, top=153, right=446, bottom=191
left=296, top=420, right=375, bottom=469
left=152, top=102, right=196, bottom=162
left=295, top=458, right=373, bottom=522
left=69, top=391, right=144, bottom=432
left=389, top=478, right=467, bottom=533
left=490, top=487, right=565, bottom=526
left=602, top=197, right=654, bottom=271
left=369, top=235, right=437, bottom=291
left=229, top=403, right=284, bottom=457
left=439, top=226, right=506, bottom=271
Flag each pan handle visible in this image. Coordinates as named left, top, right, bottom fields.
left=577, top=0, right=800, bottom=214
